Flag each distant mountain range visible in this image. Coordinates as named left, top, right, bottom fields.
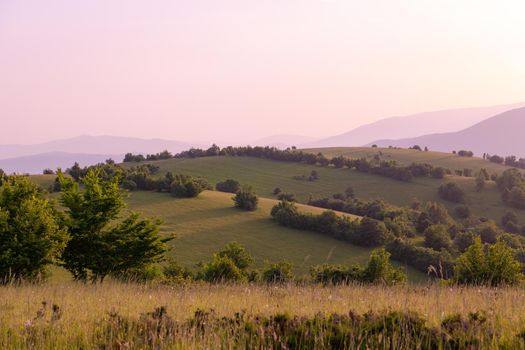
left=304, top=102, right=525, bottom=148
left=371, top=107, right=525, bottom=157
left=0, top=135, right=197, bottom=160
left=0, top=152, right=119, bottom=174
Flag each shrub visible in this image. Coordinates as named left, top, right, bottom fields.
left=454, top=237, right=523, bottom=286
left=201, top=255, right=245, bottom=282
left=273, top=187, right=282, bottom=195
left=454, top=205, right=471, bottom=219
left=262, top=261, right=294, bottom=283
left=277, top=192, right=296, bottom=202
left=362, top=248, right=406, bottom=285
left=163, top=260, right=193, bottom=283
left=216, top=179, right=241, bottom=193
left=171, top=175, right=209, bottom=198
left=357, top=217, right=391, bottom=247
left=431, top=167, right=446, bottom=179
left=438, top=182, right=465, bottom=203
left=424, top=225, right=452, bottom=251
left=122, top=179, right=138, bottom=191
left=43, top=168, right=54, bottom=175
left=476, top=221, right=500, bottom=244
left=233, top=185, right=258, bottom=211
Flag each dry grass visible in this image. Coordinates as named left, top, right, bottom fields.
left=1, top=282, right=525, bottom=349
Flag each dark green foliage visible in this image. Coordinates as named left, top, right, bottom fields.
left=123, top=153, right=145, bottom=162
left=121, top=179, right=138, bottom=191
left=454, top=237, right=523, bottom=286
left=59, top=169, right=172, bottom=282
left=496, top=169, right=525, bottom=209
left=277, top=192, right=296, bottom=202
left=454, top=231, right=475, bottom=253
left=311, top=248, right=406, bottom=285
left=43, top=168, right=54, bottom=175
left=457, top=150, right=474, bottom=157
left=171, top=174, right=210, bottom=198
left=476, top=221, right=500, bottom=244
left=200, top=242, right=253, bottom=282
left=163, top=259, right=193, bottom=283
left=271, top=201, right=390, bottom=247
left=357, top=217, right=391, bottom=247
left=262, top=261, right=294, bottom=283
left=272, top=187, right=282, bottom=195
left=0, top=176, right=68, bottom=281
left=233, top=185, right=258, bottom=211
left=386, top=238, right=454, bottom=276
left=216, top=179, right=241, bottom=193
left=0, top=169, right=6, bottom=187
left=438, top=182, right=465, bottom=203
left=424, top=225, right=452, bottom=251
left=431, top=167, right=446, bottom=179
left=454, top=205, right=471, bottom=219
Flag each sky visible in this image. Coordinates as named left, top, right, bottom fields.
left=1, top=0, right=524, bottom=144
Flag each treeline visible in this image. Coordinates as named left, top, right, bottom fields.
left=484, top=153, right=525, bottom=169
left=123, top=145, right=451, bottom=182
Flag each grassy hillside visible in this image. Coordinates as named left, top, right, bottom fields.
left=121, top=156, right=525, bottom=224
left=303, top=146, right=511, bottom=175
left=126, top=191, right=425, bottom=280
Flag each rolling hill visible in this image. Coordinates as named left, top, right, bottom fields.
left=371, top=107, right=525, bottom=157
left=305, top=102, right=525, bottom=148
left=120, top=155, right=525, bottom=225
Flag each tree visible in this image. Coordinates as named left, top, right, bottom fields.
left=233, top=185, right=258, bottom=211
left=170, top=175, right=210, bottom=198
left=477, top=221, right=500, bottom=244
left=200, top=242, right=253, bottom=282
left=454, top=237, right=522, bottom=286
left=454, top=205, right=471, bottom=219
left=431, top=167, right=446, bottom=179
left=216, top=179, right=241, bottom=193
left=438, top=182, right=465, bottom=203
left=59, top=169, right=172, bottom=282
left=362, top=248, right=406, bottom=285
left=357, top=217, right=391, bottom=247
left=0, top=176, right=68, bottom=281
left=424, top=225, right=451, bottom=251
left=262, top=261, right=294, bottom=283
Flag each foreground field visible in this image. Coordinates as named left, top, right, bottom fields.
left=1, top=282, right=524, bottom=349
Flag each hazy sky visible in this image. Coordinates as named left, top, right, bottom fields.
left=1, top=0, right=524, bottom=144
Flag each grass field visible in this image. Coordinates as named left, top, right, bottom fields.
left=1, top=282, right=524, bottom=349
left=125, top=190, right=424, bottom=280
left=303, top=147, right=512, bottom=175
left=122, top=155, right=525, bottom=224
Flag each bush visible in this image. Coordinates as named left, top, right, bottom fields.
left=200, top=242, right=254, bottom=282
left=438, top=182, right=465, bottom=203
left=273, top=187, right=282, bottom=195
left=163, top=260, right=193, bottom=283
left=454, top=237, right=523, bottom=286
left=431, top=167, right=446, bottom=179
left=424, top=225, right=452, bottom=251
left=216, top=179, right=241, bottom=193
left=454, top=205, right=471, bottom=219
left=233, top=185, right=258, bottom=211
left=477, top=221, right=500, bottom=244
left=357, top=217, right=392, bottom=247
left=122, top=179, right=138, bottom=191
left=277, top=192, right=296, bottom=202
left=170, top=175, right=211, bottom=198
left=201, top=255, right=245, bottom=282
left=262, top=261, right=294, bottom=283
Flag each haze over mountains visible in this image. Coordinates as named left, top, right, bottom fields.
left=305, top=102, right=525, bottom=148
left=372, top=107, right=525, bottom=157
left=1, top=102, right=524, bottom=174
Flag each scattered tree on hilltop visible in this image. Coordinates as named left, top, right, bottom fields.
left=233, top=185, right=258, bottom=211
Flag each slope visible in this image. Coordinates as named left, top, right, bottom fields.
left=371, top=107, right=525, bottom=157
left=305, top=102, right=525, bottom=148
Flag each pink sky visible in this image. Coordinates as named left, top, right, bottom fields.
left=1, top=0, right=524, bottom=144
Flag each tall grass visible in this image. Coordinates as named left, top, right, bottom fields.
left=1, top=282, right=525, bottom=348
